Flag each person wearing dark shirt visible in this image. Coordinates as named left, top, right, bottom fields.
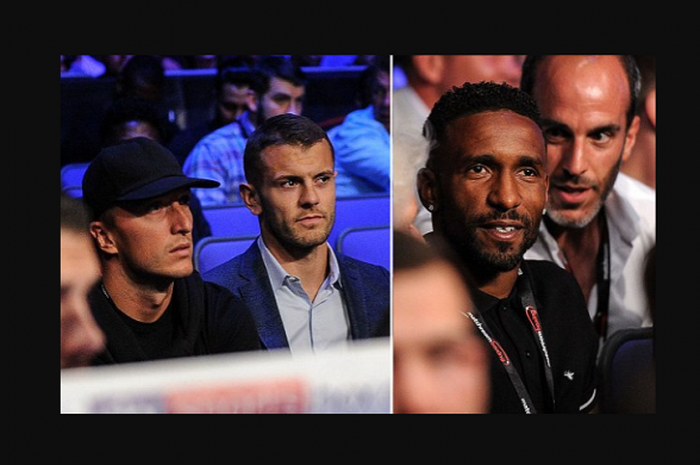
left=82, top=137, right=261, bottom=364
left=416, top=81, right=599, bottom=413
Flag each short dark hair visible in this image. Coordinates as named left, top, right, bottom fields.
left=520, top=55, right=640, bottom=129
left=251, top=55, right=307, bottom=97
left=215, top=57, right=254, bottom=94
left=244, top=114, right=333, bottom=187
left=100, top=95, right=166, bottom=146
left=424, top=81, right=542, bottom=170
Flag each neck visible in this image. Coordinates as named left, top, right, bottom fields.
left=544, top=213, right=604, bottom=303
left=262, top=234, right=330, bottom=301
left=545, top=213, right=602, bottom=255
left=101, top=263, right=174, bottom=323
left=472, top=266, right=520, bottom=300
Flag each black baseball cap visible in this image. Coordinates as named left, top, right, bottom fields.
left=82, top=137, right=219, bottom=218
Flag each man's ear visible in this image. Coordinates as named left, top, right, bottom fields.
left=412, top=55, right=446, bottom=86
left=90, top=221, right=117, bottom=255
left=622, top=114, right=641, bottom=163
left=416, top=167, right=439, bottom=213
left=240, top=183, right=262, bottom=216
left=248, top=95, right=259, bottom=114
left=646, top=88, right=656, bottom=129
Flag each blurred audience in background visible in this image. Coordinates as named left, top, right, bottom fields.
left=393, top=230, right=490, bottom=413
left=61, top=193, right=106, bottom=369
left=168, top=58, right=256, bottom=165
left=622, top=55, right=656, bottom=190
left=328, top=55, right=390, bottom=196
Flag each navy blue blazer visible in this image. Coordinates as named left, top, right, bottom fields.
left=202, top=240, right=390, bottom=350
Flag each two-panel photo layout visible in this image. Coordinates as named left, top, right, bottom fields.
left=61, top=55, right=655, bottom=413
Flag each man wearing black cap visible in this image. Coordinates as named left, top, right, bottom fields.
left=83, top=137, right=261, bottom=364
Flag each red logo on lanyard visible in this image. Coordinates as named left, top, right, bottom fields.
left=490, top=341, right=510, bottom=365
left=526, top=306, right=541, bottom=332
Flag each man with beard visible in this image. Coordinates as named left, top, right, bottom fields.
left=417, top=82, right=598, bottom=413
left=204, top=114, right=390, bottom=353
left=520, top=56, right=656, bottom=341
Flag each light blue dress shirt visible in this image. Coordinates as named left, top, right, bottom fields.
left=257, top=237, right=350, bottom=353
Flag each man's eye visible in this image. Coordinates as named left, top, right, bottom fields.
left=591, top=131, right=613, bottom=144
left=467, top=165, right=488, bottom=176
left=544, top=127, right=568, bottom=142
left=281, top=179, right=297, bottom=188
left=147, top=203, right=163, bottom=213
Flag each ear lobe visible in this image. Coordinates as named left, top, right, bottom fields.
left=90, top=221, right=117, bottom=255
left=240, top=183, right=262, bottom=216
left=416, top=167, right=439, bottom=212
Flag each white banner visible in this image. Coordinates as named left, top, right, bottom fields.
left=61, top=338, right=391, bottom=414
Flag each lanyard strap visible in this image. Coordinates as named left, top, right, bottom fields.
left=463, top=310, right=538, bottom=414
left=592, top=210, right=611, bottom=340
left=516, top=266, right=556, bottom=410
left=463, top=265, right=556, bottom=414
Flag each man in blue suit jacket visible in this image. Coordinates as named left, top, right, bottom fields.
left=204, top=114, right=389, bottom=352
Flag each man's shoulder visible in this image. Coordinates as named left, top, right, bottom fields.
left=191, top=121, right=246, bottom=153
left=338, top=253, right=390, bottom=282
left=614, top=173, right=656, bottom=215
left=615, top=172, right=655, bottom=201
left=202, top=243, right=259, bottom=287
left=610, top=173, right=656, bottom=233
left=524, top=259, right=579, bottom=291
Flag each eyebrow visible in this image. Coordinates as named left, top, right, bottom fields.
left=273, top=169, right=334, bottom=182
left=464, top=153, right=543, bottom=167
left=542, top=119, right=621, bottom=137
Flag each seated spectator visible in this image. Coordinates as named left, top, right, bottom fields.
left=184, top=55, right=307, bottom=206
left=204, top=114, right=390, bottom=352
left=393, top=230, right=490, bottom=413
left=82, top=137, right=261, bottom=364
left=328, top=55, right=390, bottom=196
left=61, top=193, right=106, bottom=369
left=100, top=96, right=212, bottom=245
left=169, top=59, right=255, bottom=165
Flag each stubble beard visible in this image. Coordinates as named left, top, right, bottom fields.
left=547, top=155, right=622, bottom=229
left=265, top=208, right=335, bottom=252
left=442, top=209, right=539, bottom=274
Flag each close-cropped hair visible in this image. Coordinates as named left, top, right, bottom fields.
left=423, top=81, right=542, bottom=170
left=243, top=114, right=333, bottom=187
left=251, top=55, right=307, bottom=97
left=520, top=55, right=640, bottom=129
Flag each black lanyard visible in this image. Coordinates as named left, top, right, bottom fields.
left=592, top=210, right=611, bottom=340
left=464, top=265, right=555, bottom=414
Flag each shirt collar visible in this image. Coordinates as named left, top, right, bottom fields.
left=257, top=236, right=342, bottom=290
left=605, top=173, right=641, bottom=247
